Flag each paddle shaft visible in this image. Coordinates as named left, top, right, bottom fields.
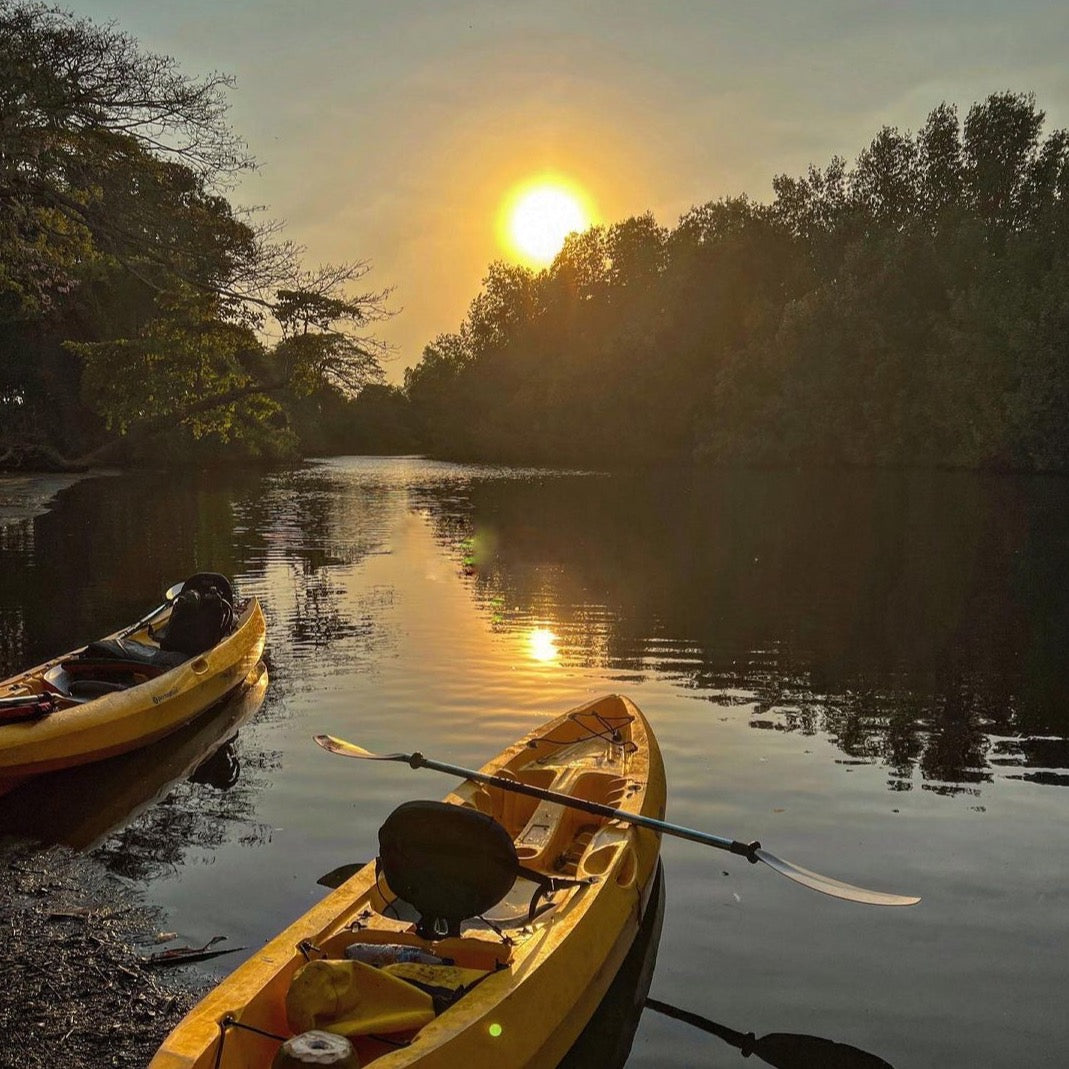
left=405, top=751, right=760, bottom=861
left=315, top=734, right=920, bottom=905
left=119, top=583, right=182, bottom=639
left=645, top=998, right=749, bottom=1048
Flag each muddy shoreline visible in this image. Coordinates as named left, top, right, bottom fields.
left=0, top=472, right=99, bottom=528
left=1, top=839, right=209, bottom=1067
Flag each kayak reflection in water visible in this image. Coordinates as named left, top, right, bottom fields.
left=645, top=997, right=895, bottom=1069
left=188, top=736, right=241, bottom=790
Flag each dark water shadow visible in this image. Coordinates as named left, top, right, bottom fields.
left=556, top=862, right=895, bottom=1068
left=558, top=863, right=666, bottom=1068
left=0, top=663, right=267, bottom=852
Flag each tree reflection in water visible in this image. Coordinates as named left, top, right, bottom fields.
left=91, top=750, right=277, bottom=882
left=414, top=468, right=1069, bottom=793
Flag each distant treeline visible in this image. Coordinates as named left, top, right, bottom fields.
left=403, top=91, right=1069, bottom=471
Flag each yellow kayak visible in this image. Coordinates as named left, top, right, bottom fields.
left=150, top=693, right=665, bottom=1069
left=0, top=574, right=266, bottom=795
left=0, top=660, right=267, bottom=848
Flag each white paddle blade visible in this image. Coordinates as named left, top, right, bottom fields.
left=755, top=849, right=920, bottom=906
left=314, top=735, right=405, bottom=761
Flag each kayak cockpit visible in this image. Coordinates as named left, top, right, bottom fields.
left=266, top=757, right=639, bottom=1059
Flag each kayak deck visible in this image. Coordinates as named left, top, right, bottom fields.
left=151, top=693, right=665, bottom=1069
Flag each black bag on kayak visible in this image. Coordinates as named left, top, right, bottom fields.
left=158, top=573, right=235, bottom=656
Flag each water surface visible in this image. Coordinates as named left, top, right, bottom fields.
left=1, top=457, right=1067, bottom=1067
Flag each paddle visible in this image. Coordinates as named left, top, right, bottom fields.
left=317, top=862, right=368, bottom=889
left=645, top=998, right=895, bottom=1069
left=312, top=735, right=920, bottom=907
left=119, top=582, right=183, bottom=639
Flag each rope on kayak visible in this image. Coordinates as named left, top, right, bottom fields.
left=213, top=1014, right=288, bottom=1069
left=527, top=709, right=637, bottom=754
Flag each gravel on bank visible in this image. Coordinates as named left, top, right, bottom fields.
left=0, top=838, right=210, bottom=1068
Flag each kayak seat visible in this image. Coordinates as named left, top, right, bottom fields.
left=68, top=679, right=128, bottom=700
left=43, top=656, right=172, bottom=703
left=155, top=573, right=236, bottom=656
left=83, top=638, right=189, bottom=670
left=377, top=801, right=593, bottom=940
left=177, top=571, right=235, bottom=605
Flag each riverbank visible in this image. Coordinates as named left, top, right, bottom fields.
left=1, top=839, right=206, bottom=1067
left=0, top=472, right=98, bottom=528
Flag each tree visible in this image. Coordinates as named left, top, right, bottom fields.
left=962, top=91, right=1046, bottom=229
left=273, top=263, right=390, bottom=398
left=0, top=0, right=251, bottom=313
left=0, top=1, right=389, bottom=469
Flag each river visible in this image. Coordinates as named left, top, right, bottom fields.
left=1, top=456, right=1067, bottom=1068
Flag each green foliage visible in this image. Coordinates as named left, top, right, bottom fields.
left=274, top=281, right=388, bottom=398
left=286, top=383, right=417, bottom=457
left=405, top=92, right=1069, bottom=472
left=72, top=286, right=265, bottom=436
left=0, top=0, right=251, bottom=313
left=0, top=1, right=387, bottom=469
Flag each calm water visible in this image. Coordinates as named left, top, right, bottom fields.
left=2, top=457, right=1068, bottom=1068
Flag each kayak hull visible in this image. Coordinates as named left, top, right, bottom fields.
left=150, top=693, right=666, bottom=1069
left=0, top=597, right=266, bottom=794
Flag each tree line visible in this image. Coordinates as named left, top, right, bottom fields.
left=0, top=0, right=397, bottom=470
left=405, top=91, right=1069, bottom=471
left=3, top=4, right=1066, bottom=474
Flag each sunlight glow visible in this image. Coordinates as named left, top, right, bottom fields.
left=527, top=627, right=560, bottom=663
left=500, top=178, right=594, bottom=267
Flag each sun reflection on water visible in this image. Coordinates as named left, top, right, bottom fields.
left=527, top=627, right=559, bottom=663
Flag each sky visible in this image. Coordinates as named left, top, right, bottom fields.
left=70, top=0, right=1069, bottom=382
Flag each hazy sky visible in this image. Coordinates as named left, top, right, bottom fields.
left=72, top=1, right=1069, bottom=381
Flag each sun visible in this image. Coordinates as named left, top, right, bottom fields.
left=499, top=178, right=594, bottom=267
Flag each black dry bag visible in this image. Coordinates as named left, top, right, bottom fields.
left=159, top=577, right=234, bottom=656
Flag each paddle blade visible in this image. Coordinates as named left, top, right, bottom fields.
left=317, top=862, right=368, bottom=889
left=755, top=849, right=920, bottom=907
left=752, top=1032, right=895, bottom=1069
left=313, top=735, right=406, bottom=761
left=644, top=1001, right=896, bottom=1068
